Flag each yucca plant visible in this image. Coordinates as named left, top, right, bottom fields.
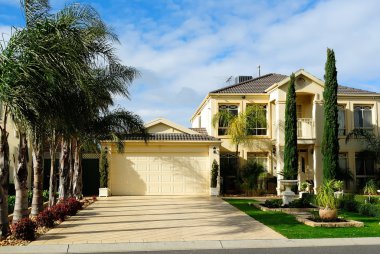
left=316, top=180, right=338, bottom=209
left=333, top=180, right=344, bottom=192
left=363, top=179, right=378, bottom=202
left=316, top=180, right=339, bottom=220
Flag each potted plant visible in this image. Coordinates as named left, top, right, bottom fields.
left=316, top=180, right=338, bottom=220
left=333, top=180, right=344, bottom=198
left=299, top=182, right=309, bottom=198
left=210, top=160, right=219, bottom=196
left=99, top=147, right=110, bottom=197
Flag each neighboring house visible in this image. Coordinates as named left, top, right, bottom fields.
left=102, top=118, right=221, bottom=195
left=191, top=69, right=380, bottom=194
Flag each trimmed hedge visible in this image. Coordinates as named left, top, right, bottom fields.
left=11, top=218, right=37, bottom=241
left=12, top=198, right=85, bottom=240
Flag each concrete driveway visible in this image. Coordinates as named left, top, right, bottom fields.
left=30, top=196, right=284, bottom=245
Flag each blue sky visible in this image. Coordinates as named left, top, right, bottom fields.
left=1, top=0, right=380, bottom=126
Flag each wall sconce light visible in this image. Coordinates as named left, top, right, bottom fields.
left=213, top=147, right=217, bottom=154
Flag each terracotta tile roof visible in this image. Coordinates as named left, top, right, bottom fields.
left=337, top=85, right=377, bottom=94
left=210, top=73, right=378, bottom=95
left=189, top=128, right=208, bottom=135
left=124, top=133, right=219, bottom=141
left=210, top=73, right=287, bottom=94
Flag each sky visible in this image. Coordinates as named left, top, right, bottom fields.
left=1, top=0, right=380, bottom=127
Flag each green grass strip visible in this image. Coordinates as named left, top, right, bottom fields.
left=225, top=198, right=380, bottom=238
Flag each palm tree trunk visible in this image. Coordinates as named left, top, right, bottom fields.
left=48, top=131, right=57, bottom=207
left=13, top=133, right=29, bottom=224
left=58, top=138, right=70, bottom=200
left=0, top=121, right=9, bottom=237
left=72, top=138, right=82, bottom=199
left=68, top=139, right=74, bottom=197
left=31, top=130, right=43, bottom=216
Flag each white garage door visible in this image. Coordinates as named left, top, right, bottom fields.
left=110, top=153, right=210, bottom=195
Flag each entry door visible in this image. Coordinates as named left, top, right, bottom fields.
left=220, top=153, right=238, bottom=194
left=298, top=150, right=309, bottom=183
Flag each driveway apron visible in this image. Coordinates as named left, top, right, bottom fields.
left=30, top=196, right=284, bottom=245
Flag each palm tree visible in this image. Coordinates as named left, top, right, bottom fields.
left=212, top=105, right=267, bottom=158
left=0, top=0, right=107, bottom=218
left=71, top=109, right=146, bottom=199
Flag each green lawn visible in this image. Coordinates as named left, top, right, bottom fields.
left=225, top=199, right=380, bottom=238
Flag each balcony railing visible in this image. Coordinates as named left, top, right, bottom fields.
left=297, top=118, right=315, bottom=139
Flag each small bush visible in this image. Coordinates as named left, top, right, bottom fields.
left=338, top=194, right=359, bottom=212
left=211, top=160, right=218, bottom=188
left=264, top=199, right=282, bottom=208
left=11, top=218, right=37, bottom=240
left=8, top=195, right=15, bottom=213
left=51, top=203, right=69, bottom=221
left=42, top=190, right=49, bottom=202
left=289, top=195, right=314, bottom=208
left=36, top=209, right=55, bottom=228
left=27, top=190, right=33, bottom=206
left=65, top=198, right=83, bottom=216
left=358, top=203, right=380, bottom=217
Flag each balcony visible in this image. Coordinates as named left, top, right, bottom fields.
left=297, top=118, right=315, bottom=140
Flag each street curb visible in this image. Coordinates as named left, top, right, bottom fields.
left=2, top=238, right=380, bottom=253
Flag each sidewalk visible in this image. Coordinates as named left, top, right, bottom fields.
left=2, top=237, right=380, bottom=254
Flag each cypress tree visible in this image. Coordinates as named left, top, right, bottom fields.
left=283, top=73, right=298, bottom=180
left=99, top=147, right=109, bottom=188
left=322, top=48, right=340, bottom=181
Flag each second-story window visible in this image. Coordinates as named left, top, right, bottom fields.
left=218, top=104, right=238, bottom=135
left=246, top=104, right=267, bottom=135
left=354, top=106, right=372, bottom=130
left=247, top=152, right=268, bottom=171
left=338, top=105, right=346, bottom=135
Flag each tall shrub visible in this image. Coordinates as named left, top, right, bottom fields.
left=322, top=48, right=339, bottom=181
left=99, top=147, right=109, bottom=188
left=211, top=160, right=218, bottom=188
left=283, top=73, right=298, bottom=180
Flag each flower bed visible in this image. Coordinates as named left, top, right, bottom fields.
left=296, top=216, right=364, bottom=228
left=252, top=203, right=318, bottom=214
left=0, top=197, right=96, bottom=247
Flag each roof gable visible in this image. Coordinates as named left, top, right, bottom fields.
left=265, top=70, right=324, bottom=93
left=145, top=118, right=199, bottom=135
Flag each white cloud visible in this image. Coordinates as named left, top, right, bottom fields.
left=80, top=1, right=380, bottom=125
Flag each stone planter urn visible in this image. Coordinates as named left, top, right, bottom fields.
left=319, top=208, right=337, bottom=220
left=280, top=180, right=298, bottom=205
left=99, top=188, right=110, bottom=197
left=210, top=187, right=219, bottom=196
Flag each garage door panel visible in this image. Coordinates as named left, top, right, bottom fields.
left=111, top=152, right=209, bottom=195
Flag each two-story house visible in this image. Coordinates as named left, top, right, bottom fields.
left=191, top=69, right=380, bottom=194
